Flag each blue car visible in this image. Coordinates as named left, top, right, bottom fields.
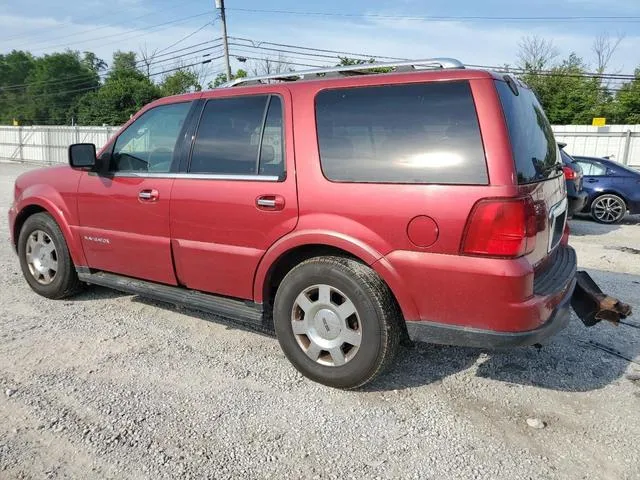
left=571, top=155, right=640, bottom=224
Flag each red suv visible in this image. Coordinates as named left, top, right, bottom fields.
left=8, top=59, right=577, bottom=389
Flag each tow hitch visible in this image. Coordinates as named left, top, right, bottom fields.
left=571, top=271, right=633, bottom=326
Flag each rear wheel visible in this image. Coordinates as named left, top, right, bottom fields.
left=273, top=256, right=401, bottom=389
left=591, top=194, right=626, bottom=224
left=18, top=213, right=83, bottom=299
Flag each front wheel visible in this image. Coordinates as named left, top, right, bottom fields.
left=273, top=256, right=402, bottom=389
left=591, top=194, right=626, bottom=224
left=18, top=212, right=83, bottom=299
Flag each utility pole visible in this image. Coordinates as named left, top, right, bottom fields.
left=215, top=0, right=232, bottom=81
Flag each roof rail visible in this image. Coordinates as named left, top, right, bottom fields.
left=220, top=58, right=464, bottom=87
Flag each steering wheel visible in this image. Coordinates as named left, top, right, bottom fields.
left=117, top=153, right=148, bottom=172
left=148, top=146, right=173, bottom=172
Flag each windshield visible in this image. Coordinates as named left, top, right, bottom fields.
left=495, top=80, right=562, bottom=184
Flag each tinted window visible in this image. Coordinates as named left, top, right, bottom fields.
left=315, top=81, right=487, bottom=184
left=576, top=161, right=607, bottom=176
left=112, top=102, right=191, bottom=173
left=190, top=95, right=283, bottom=176
left=496, top=80, right=561, bottom=184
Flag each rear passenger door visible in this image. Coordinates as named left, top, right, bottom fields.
left=170, top=88, right=298, bottom=300
left=575, top=160, right=608, bottom=195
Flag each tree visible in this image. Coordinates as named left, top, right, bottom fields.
left=75, top=51, right=161, bottom=125
left=517, top=35, right=559, bottom=72
left=208, top=68, right=247, bottom=88
left=610, top=69, right=640, bottom=123
left=139, top=45, right=157, bottom=79
left=593, top=32, right=624, bottom=74
left=82, top=52, right=107, bottom=75
left=160, top=69, right=201, bottom=96
left=249, top=54, right=292, bottom=76
left=336, top=57, right=393, bottom=73
left=24, top=51, right=100, bottom=124
left=0, top=50, right=36, bottom=124
left=111, top=51, right=138, bottom=73
left=519, top=53, right=604, bottom=124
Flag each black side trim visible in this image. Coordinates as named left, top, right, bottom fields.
left=534, top=245, right=577, bottom=296
left=77, top=270, right=263, bottom=326
left=406, top=276, right=576, bottom=348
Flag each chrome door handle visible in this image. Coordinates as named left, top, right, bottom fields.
left=139, top=189, right=159, bottom=201
left=256, top=195, right=285, bottom=211
left=256, top=198, right=276, bottom=208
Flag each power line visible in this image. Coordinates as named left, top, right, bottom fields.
left=227, top=7, right=640, bottom=23
left=23, top=11, right=213, bottom=52
left=155, top=21, right=216, bottom=55
left=229, top=36, right=404, bottom=61
left=1, top=42, right=223, bottom=92
left=230, top=38, right=637, bottom=80
left=2, top=1, right=186, bottom=43
left=22, top=56, right=223, bottom=101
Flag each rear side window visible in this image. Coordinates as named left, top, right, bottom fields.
left=576, top=161, right=607, bottom=176
left=495, top=80, right=561, bottom=184
left=315, top=81, right=488, bottom=184
left=189, top=95, right=284, bottom=177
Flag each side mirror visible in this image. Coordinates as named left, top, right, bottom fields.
left=69, top=143, right=97, bottom=169
left=607, top=168, right=616, bottom=176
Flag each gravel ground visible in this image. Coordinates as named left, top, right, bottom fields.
left=1, top=163, right=639, bottom=480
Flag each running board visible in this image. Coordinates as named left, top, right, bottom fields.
left=77, top=270, right=264, bottom=326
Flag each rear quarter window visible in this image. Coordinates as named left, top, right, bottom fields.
left=495, top=80, right=561, bottom=184
left=315, top=81, right=488, bottom=184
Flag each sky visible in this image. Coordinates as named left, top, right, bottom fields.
left=1, top=0, right=640, bottom=86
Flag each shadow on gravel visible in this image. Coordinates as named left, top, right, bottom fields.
left=74, top=272, right=639, bottom=394
left=570, top=214, right=640, bottom=237
left=72, top=285, right=127, bottom=301
left=367, top=267, right=640, bottom=393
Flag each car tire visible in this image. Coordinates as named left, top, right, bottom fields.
left=273, top=256, right=402, bottom=389
left=590, top=194, right=627, bottom=224
left=18, top=212, right=83, bottom=299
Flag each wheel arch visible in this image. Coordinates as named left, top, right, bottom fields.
left=14, top=195, right=86, bottom=267
left=254, top=232, right=419, bottom=321
left=588, top=190, right=628, bottom=208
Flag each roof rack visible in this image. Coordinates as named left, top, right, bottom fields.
left=220, top=58, right=464, bottom=87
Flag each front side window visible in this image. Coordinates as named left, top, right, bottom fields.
left=315, top=81, right=487, bottom=184
left=111, top=102, right=191, bottom=173
left=189, top=95, right=284, bottom=177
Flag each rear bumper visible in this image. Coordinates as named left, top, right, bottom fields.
left=567, top=191, right=588, bottom=216
left=406, top=275, right=575, bottom=348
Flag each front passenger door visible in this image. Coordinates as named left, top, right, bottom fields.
left=77, top=101, right=194, bottom=284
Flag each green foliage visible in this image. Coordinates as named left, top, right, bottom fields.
left=75, top=51, right=161, bottom=125
left=1, top=44, right=640, bottom=126
left=24, top=51, right=101, bottom=125
left=208, top=69, right=247, bottom=88
left=520, top=53, right=606, bottom=124
left=607, top=69, right=640, bottom=124
left=0, top=50, right=36, bottom=124
left=337, top=57, right=392, bottom=73
left=160, top=70, right=201, bottom=96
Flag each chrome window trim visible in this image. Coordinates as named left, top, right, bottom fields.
left=110, top=172, right=281, bottom=182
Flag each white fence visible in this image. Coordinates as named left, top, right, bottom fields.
left=0, top=125, right=119, bottom=165
left=552, top=125, right=640, bottom=168
left=0, top=124, right=639, bottom=168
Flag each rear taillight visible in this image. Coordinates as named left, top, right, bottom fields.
left=461, top=197, right=543, bottom=258
left=562, top=166, right=576, bottom=180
